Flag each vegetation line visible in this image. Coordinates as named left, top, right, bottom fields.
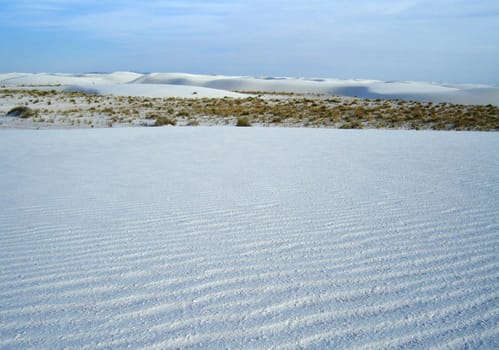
left=1, top=89, right=498, bottom=130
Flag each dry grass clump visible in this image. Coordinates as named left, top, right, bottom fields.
left=152, top=115, right=176, bottom=127
left=236, top=117, right=251, bottom=127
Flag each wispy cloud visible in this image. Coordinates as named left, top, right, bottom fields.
left=3, top=0, right=498, bottom=38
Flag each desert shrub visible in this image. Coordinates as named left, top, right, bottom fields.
left=7, top=106, right=37, bottom=118
left=236, top=117, right=251, bottom=127
left=176, top=110, right=190, bottom=117
left=154, top=116, right=176, bottom=126
left=353, top=107, right=367, bottom=118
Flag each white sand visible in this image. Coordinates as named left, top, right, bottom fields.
left=0, top=72, right=141, bottom=85
left=0, top=127, right=498, bottom=349
left=64, top=83, right=246, bottom=98
left=2, top=72, right=498, bottom=105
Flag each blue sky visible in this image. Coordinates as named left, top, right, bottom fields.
left=0, top=0, right=498, bottom=84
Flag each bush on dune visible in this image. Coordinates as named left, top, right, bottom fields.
left=7, top=106, right=38, bottom=119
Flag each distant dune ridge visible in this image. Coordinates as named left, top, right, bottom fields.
left=1, top=72, right=498, bottom=105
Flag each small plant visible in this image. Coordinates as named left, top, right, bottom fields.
left=176, top=110, right=190, bottom=117
left=7, top=106, right=38, bottom=118
left=154, top=116, right=176, bottom=126
left=236, top=116, right=251, bottom=127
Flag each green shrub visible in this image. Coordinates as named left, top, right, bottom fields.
left=236, top=117, right=251, bottom=127
left=7, top=106, right=38, bottom=118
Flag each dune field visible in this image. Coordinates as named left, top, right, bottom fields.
left=1, top=72, right=499, bottom=105
left=0, top=72, right=498, bottom=349
left=1, top=0, right=498, bottom=348
left=1, top=73, right=498, bottom=130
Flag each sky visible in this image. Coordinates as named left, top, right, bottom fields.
left=0, top=0, right=498, bottom=84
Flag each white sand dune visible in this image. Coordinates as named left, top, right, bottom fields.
left=0, top=72, right=140, bottom=86
left=2, top=72, right=498, bottom=105
left=64, top=83, right=246, bottom=99
left=133, top=72, right=499, bottom=105
left=1, top=127, right=498, bottom=349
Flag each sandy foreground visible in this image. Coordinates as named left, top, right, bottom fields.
left=0, top=127, right=498, bottom=349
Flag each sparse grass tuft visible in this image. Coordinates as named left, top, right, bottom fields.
left=236, top=117, right=251, bottom=127
left=153, top=116, right=176, bottom=127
